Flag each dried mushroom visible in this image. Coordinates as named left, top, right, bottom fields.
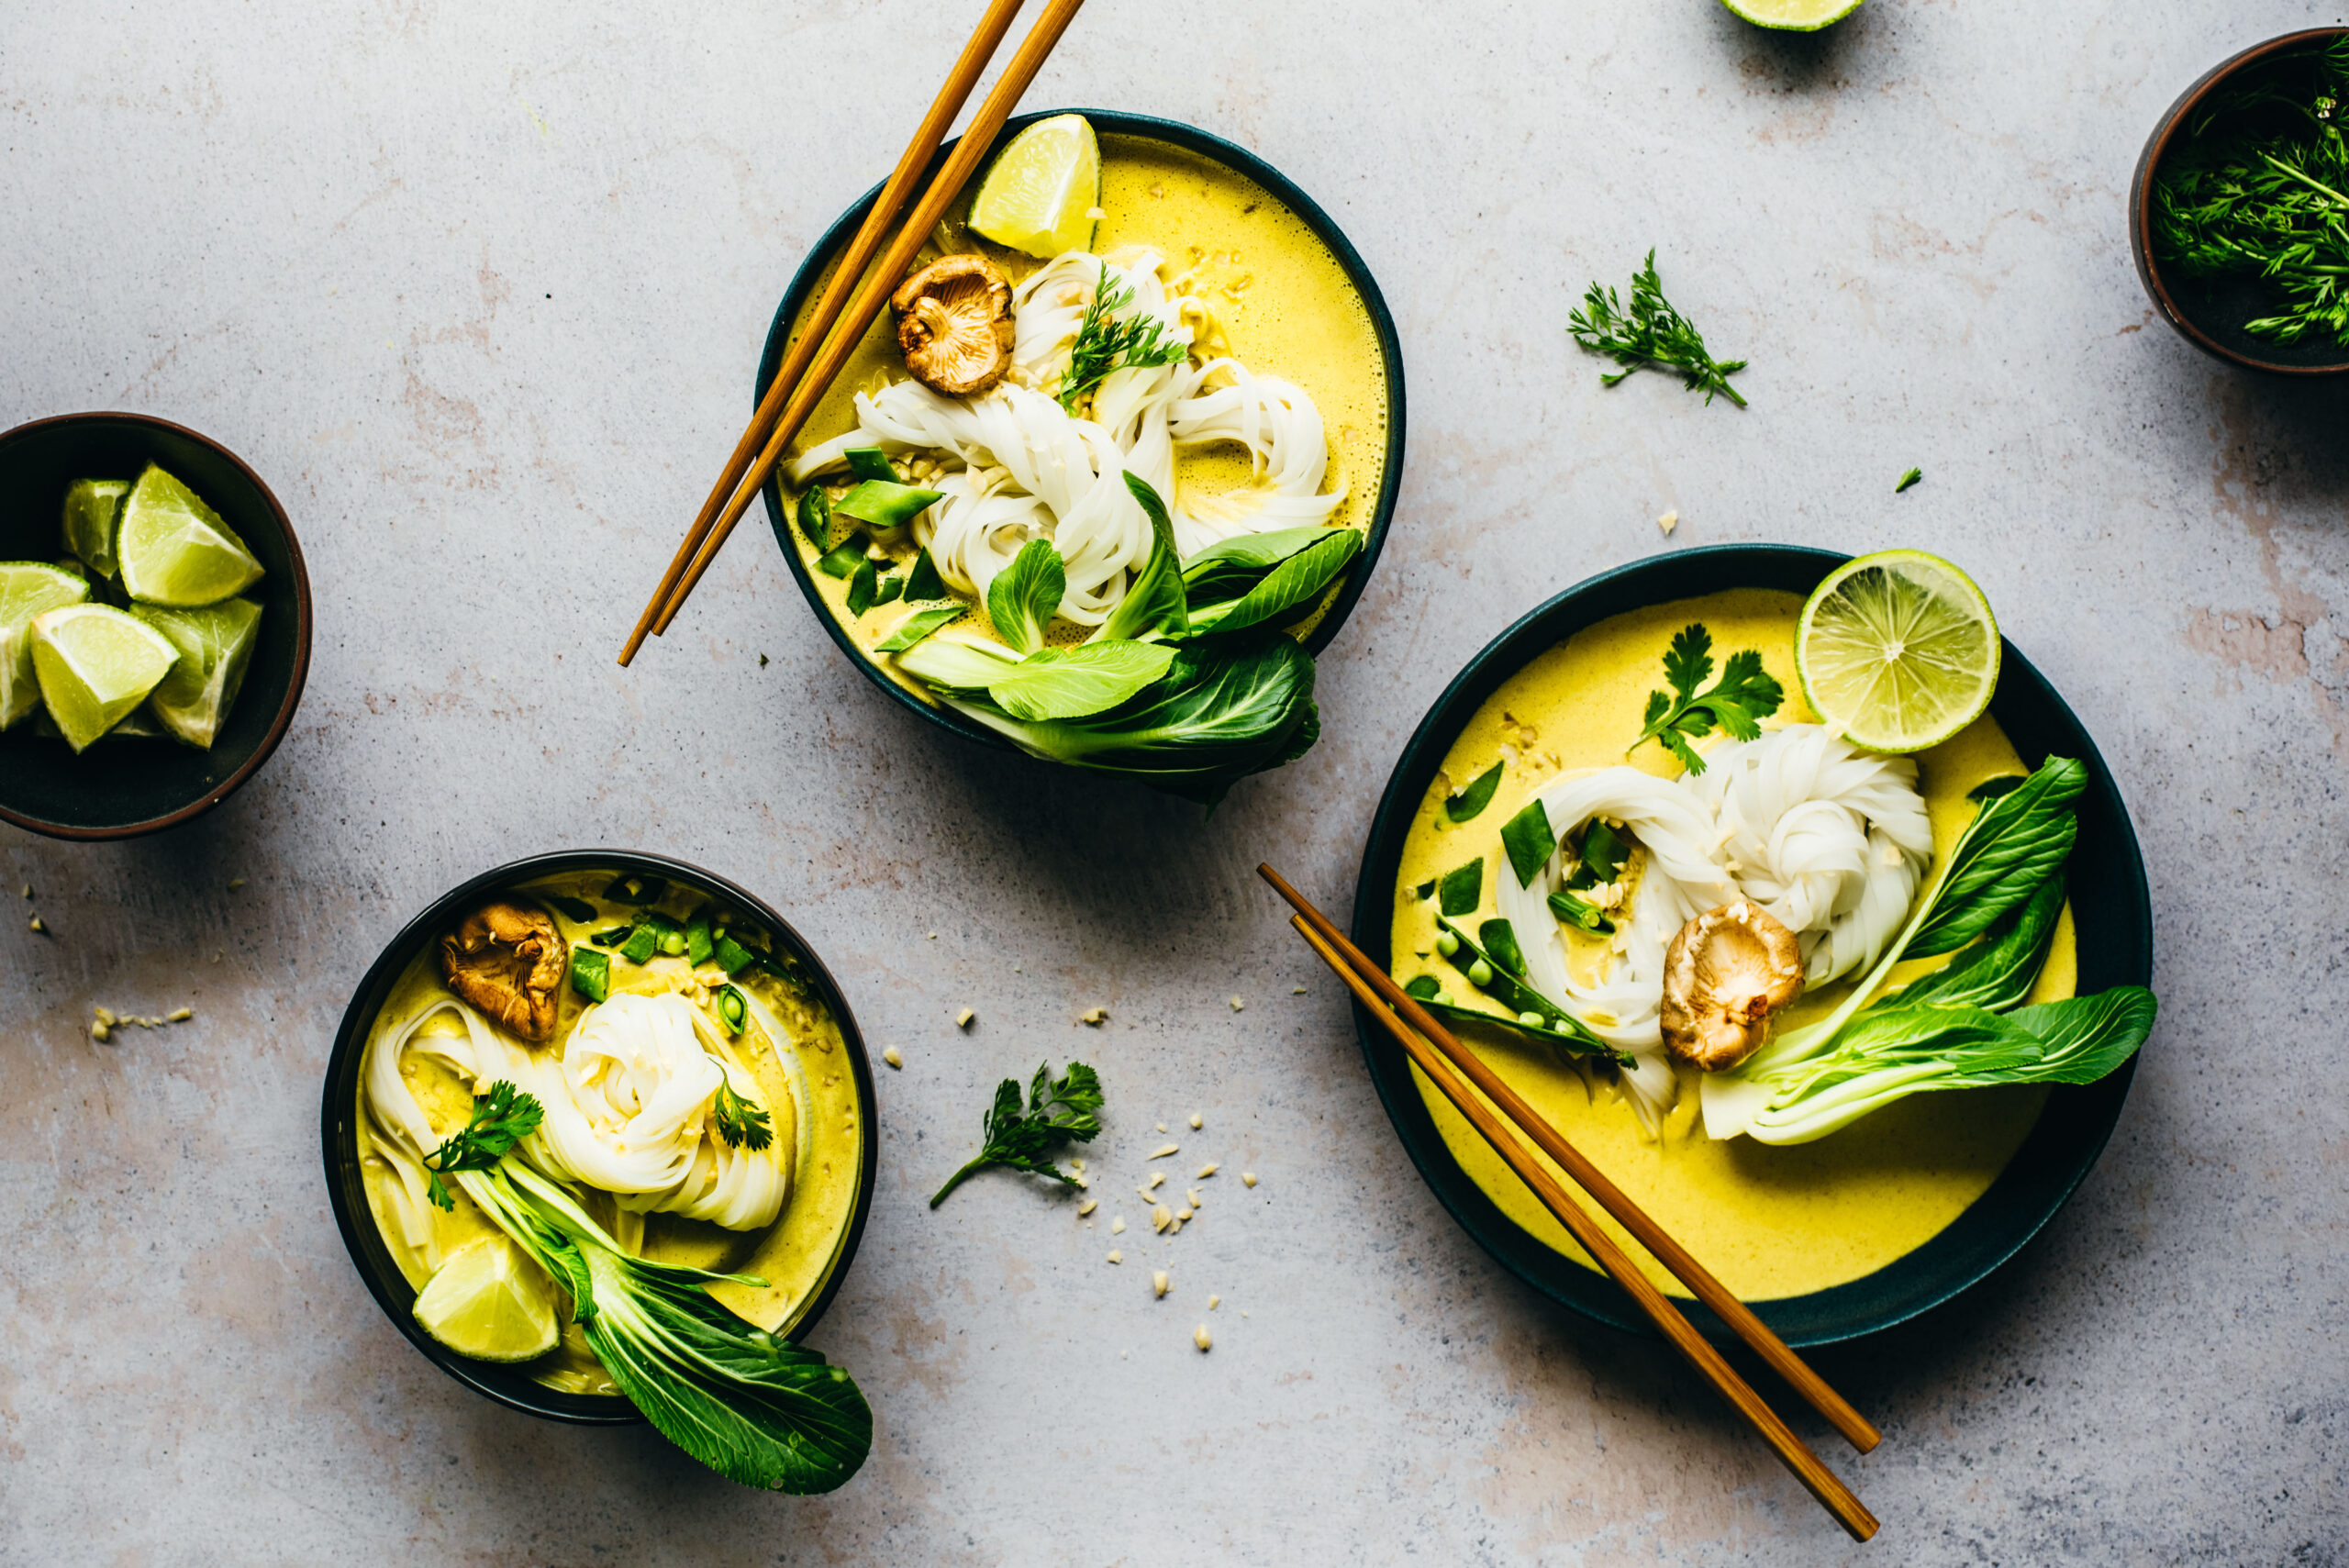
left=440, top=898, right=567, bottom=1042
left=1658, top=900, right=1805, bottom=1073
left=892, top=254, right=1015, bottom=395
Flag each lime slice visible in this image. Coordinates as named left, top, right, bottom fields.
left=131, top=597, right=263, bottom=749
left=0, top=563, right=93, bottom=729
left=117, top=464, right=263, bottom=607
left=28, top=603, right=180, bottom=752
left=1797, top=550, right=2000, bottom=754
left=1719, top=0, right=1865, bottom=28
left=411, top=1235, right=559, bottom=1363
left=968, top=114, right=1101, bottom=260
left=63, top=478, right=129, bottom=578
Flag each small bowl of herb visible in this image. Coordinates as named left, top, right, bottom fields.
left=2131, top=28, right=2349, bottom=375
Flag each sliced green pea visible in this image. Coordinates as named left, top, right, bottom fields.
left=797, top=484, right=831, bottom=548
left=716, top=984, right=749, bottom=1034
left=571, top=949, right=610, bottom=1003
left=834, top=480, right=941, bottom=532
left=817, top=536, right=868, bottom=578
left=845, top=447, right=898, bottom=483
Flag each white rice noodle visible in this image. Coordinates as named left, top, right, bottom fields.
left=1492, top=768, right=1737, bottom=1133
left=1681, top=726, right=1932, bottom=984
left=359, top=989, right=791, bottom=1247
left=786, top=247, right=1347, bottom=620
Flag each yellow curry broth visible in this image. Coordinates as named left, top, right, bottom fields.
left=782, top=132, right=1388, bottom=685
left=1390, top=589, right=2076, bottom=1301
left=355, top=875, right=863, bottom=1394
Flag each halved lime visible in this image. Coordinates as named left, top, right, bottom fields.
left=117, top=464, right=263, bottom=607
left=131, top=597, right=263, bottom=749
left=28, top=603, right=180, bottom=752
left=412, top=1235, right=559, bottom=1363
left=1796, top=550, right=2000, bottom=754
left=968, top=114, right=1101, bottom=260
left=63, top=478, right=129, bottom=578
left=1719, top=0, right=1865, bottom=29
left=0, top=562, right=93, bottom=729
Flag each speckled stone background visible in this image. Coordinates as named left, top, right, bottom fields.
left=3, top=0, right=2344, bottom=1562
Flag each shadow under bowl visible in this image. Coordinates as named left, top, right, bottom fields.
left=0, top=411, right=313, bottom=838
left=2129, top=28, right=2349, bottom=376
left=320, top=850, right=881, bottom=1425
left=1350, top=544, right=2154, bottom=1347
left=757, top=107, right=1408, bottom=757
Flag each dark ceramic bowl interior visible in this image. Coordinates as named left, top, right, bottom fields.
left=758, top=107, right=1408, bottom=754
left=1350, top=545, right=2154, bottom=1347
left=0, top=412, right=312, bottom=838
left=320, top=850, right=881, bottom=1425
left=2130, top=28, right=2349, bottom=375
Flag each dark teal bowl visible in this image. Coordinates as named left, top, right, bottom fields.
left=1349, top=545, right=2154, bottom=1346
left=319, top=850, right=880, bottom=1425
left=756, top=108, right=1407, bottom=755
left=0, top=412, right=312, bottom=839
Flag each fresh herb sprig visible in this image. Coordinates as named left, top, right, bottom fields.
left=1569, top=250, right=1749, bottom=407
left=2153, top=39, right=2349, bottom=348
left=713, top=1078, right=774, bottom=1151
left=1059, top=264, right=1187, bottom=411
left=930, top=1062, right=1104, bottom=1207
left=420, top=1081, right=544, bottom=1212
left=1629, top=623, right=1784, bottom=774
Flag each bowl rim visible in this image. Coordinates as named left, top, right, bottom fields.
left=755, top=106, right=1409, bottom=755
left=0, top=409, right=316, bottom=840
left=318, top=848, right=883, bottom=1425
left=2127, top=26, right=2349, bottom=377
left=1347, top=543, right=2156, bottom=1346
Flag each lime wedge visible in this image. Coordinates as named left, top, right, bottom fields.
left=968, top=114, right=1101, bottom=260
left=63, top=478, right=129, bottom=578
left=0, top=563, right=93, bottom=729
left=411, top=1235, right=559, bottom=1363
left=28, top=603, right=181, bottom=752
left=1720, top=0, right=1865, bottom=28
left=117, top=464, right=263, bottom=607
left=131, top=597, right=263, bottom=749
left=1797, top=550, right=2000, bottom=754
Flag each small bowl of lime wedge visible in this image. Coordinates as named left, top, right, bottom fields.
left=0, top=411, right=312, bottom=839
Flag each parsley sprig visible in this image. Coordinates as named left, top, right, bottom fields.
left=1058, top=265, right=1186, bottom=412
left=930, top=1061, right=1103, bottom=1207
left=421, top=1081, right=545, bottom=1212
left=1569, top=250, right=1749, bottom=407
left=712, top=1078, right=774, bottom=1151
left=1629, top=623, right=1784, bottom=774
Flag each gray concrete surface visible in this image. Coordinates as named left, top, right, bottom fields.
left=4, top=0, right=2344, bottom=1562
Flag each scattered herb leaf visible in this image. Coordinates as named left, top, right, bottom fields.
left=930, top=1062, right=1104, bottom=1207
left=1568, top=249, right=1749, bottom=407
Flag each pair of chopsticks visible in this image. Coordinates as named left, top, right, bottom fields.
left=1259, top=865, right=1882, bottom=1542
left=618, top=0, right=1085, bottom=665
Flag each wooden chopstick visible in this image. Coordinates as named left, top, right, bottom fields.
left=643, top=0, right=1088, bottom=643
left=1285, top=913, right=1878, bottom=1543
left=618, top=0, right=1030, bottom=667
left=1260, top=862, right=1879, bottom=1455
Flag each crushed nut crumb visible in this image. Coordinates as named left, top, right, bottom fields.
left=1148, top=1143, right=1178, bottom=1159
left=1110, top=1216, right=1125, bottom=1234
left=1152, top=1204, right=1172, bottom=1233
left=18, top=884, right=28, bottom=899
left=89, top=1020, right=108, bottom=1042
left=1658, top=509, right=1679, bottom=535
left=1242, top=1172, right=1258, bottom=1187
left=1146, top=1172, right=1165, bottom=1190
left=1292, top=985, right=1308, bottom=995
left=1152, top=1270, right=1169, bottom=1298
left=28, top=916, right=44, bottom=933
left=1080, top=1007, right=1108, bottom=1025
left=1175, top=1207, right=1192, bottom=1222
left=1186, top=1189, right=1201, bottom=1207
left=1229, top=995, right=1244, bottom=1011
left=1077, top=1198, right=1097, bottom=1217
left=1107, top=1250, right=1123, bottom=1264
left=1188, top=1112, right=1202, bottom=1129
left=954, top=1007, right=974, bottom=1029
left=1196, top=1162, right=1219, bottom=1179
left=1194, top=1324, right=1212, bottom=1351
left=1208, top=1295, right=1221, bottom=1309
left=167, top=1007, right=192, bottom=1022
left=228, top=878, right=245, bottom=891
left=882, top=1047, right=903, bottom=1069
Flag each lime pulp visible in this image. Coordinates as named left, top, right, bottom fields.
left=63, top=478, right=129, bottom=578
left=1795, top=549, right=2000, bottom=754
left=968, top=114, right=1101, bottom=260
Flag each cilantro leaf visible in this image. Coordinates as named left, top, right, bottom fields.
left=1628, top=621, right=1784, bottom=774
left=930, top=1062, right=1104, bottom=1207
left=421, top=1081, right=545, bottom=1212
